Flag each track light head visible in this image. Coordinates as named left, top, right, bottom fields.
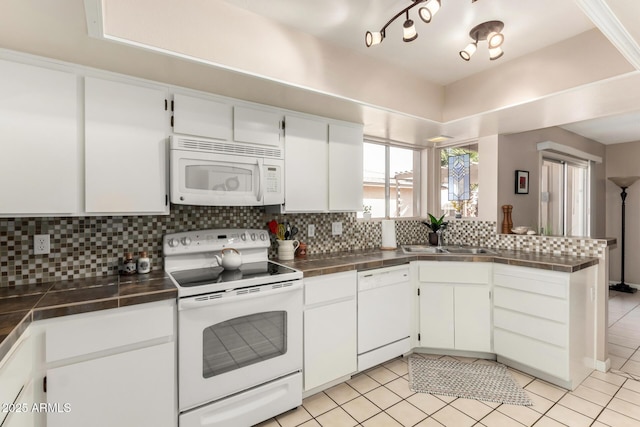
left=418, top=0, right=441, bottom=24
left=365, top=31, right=384, bottom=47
left=460, top=20, right=505, bottom=61
left=403, top=17, right=418, bottom=42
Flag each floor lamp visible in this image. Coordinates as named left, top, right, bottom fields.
left=609, top=176, right=640, bottom=293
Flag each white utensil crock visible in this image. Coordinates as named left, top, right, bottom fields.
left=277, top=239, right=299, bottom=260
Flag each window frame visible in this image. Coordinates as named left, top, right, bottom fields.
left=539, top=152, right=591, bottom=237
left=362, top=140, right=423, bottom=219
left=436, top=141, right=480, bottom=220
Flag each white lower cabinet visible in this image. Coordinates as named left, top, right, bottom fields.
left=42, top=300, right=177, bottom=427
left=303, top=271, right=357, bottom=393
left=493, top=264, right=596, bottom=390
left=418, top=262, right=492, bottom=353
left=46, top=342, right=174, bottom=427
left=0, top=332, right=34, bottom=427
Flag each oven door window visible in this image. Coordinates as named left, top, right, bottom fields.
left=202, top=311, right=287, bottom=378
left=185, top=164, right=254, bottom=193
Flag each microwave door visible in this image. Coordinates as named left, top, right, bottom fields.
left=173, top=153, right=262, bottom=206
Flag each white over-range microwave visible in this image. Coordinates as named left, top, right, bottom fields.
left=170, top=135, right=284, bottom=206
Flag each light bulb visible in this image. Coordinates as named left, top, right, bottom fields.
left=487, top=31, right=504, bottom=48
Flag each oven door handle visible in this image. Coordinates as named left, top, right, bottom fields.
left=178, top=281, right=302, bottom=310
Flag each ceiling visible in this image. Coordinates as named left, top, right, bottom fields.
left=216, top=0, right=640, bottom=146
left=7, top=0, right=628, bottom=146
left=222, top=0, right=595, bottom=86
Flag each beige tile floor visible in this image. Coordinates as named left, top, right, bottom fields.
left=256, top=290, right=640, bottom=426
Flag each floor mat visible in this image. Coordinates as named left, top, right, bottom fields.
left=408, top=356, right=533, bottom=406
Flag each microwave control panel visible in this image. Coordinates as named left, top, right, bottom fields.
left=265, top=166, right=281, bottom=194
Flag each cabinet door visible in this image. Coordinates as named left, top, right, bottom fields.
left=47, top=342, right=175, bottom=427
left=0, top=59, right=78, bottom=214
left=304, top=299, right=357, bottom=391
left=2, top=380, right=35, bottom=427
left=328, top=123, right=363, bottom=211
left=85, top=77, right=168, bottom=213
left=419, top=284, right=455, bottom=349
left=284, top=115, right=328, bottom=211
left=0, top=336, right=33, bottom=426
left=454, top=285, right=491, bottom=352
left=173, top=93, right=232, bottom=140
left=234, top=105, right=281, bottom=146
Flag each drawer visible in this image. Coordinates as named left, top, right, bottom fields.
left=494, top=307, right=567, bottom=348
left=46, top=300, right=175, bottom=363
left=493, top=265, right=568, bottom=298
left=305, top=270, right=356, bottom=306
left=419, top=262, right=490, bottom=284
left=494, top=328, right=569, bottom=380
left=493, top=287, right=567, bottom=323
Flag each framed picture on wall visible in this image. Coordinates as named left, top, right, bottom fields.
left=515, top=170, right=529, bottom=194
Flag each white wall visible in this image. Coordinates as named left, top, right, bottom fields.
left=478, top=135, right=499, bottom=222
left=606, top=141, right=640, bottom=286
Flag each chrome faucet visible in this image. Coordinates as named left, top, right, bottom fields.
left=436, top=229, right=443, bottom=248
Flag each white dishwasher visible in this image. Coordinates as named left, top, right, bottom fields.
left=357, top=265, right=412, bottom=371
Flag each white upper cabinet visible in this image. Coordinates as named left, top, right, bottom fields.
left=84, top=77, right=169, bottom=214
left=172, top=93, right=232, bottom=140
left=234, top=105, right=282, bottom=146
left=284, top=115, right=328, bottom=211
left=329, top=123, right=364, bottom=211
left=282, top=117, right=363, bottom=213
left=0, top=60, right=79, bottom=215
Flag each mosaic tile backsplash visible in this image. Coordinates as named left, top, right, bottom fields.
left=0, top=206, right=609, bottom=287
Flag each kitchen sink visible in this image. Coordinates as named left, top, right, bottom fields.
left=401, top=245, right=448, bottom=254
left=441, top=247, right=497, bottom=255
left=401, top=245, right=497, bottom=255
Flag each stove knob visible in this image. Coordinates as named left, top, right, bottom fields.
left=167, top=238, right=179, bottom=248
left=260, top=233, right=267, bottom=241
left=241, top=233, right=247, bottom=241
left=181, top=237, right=192, bottom=246
left=250, top=233, right=256, bottom=241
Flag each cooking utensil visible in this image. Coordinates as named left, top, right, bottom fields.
left=277, top=224, right=286, bottom=240
left=290, top=226, right=299, bottom=238
left=268, top=220, right=278, bottom=234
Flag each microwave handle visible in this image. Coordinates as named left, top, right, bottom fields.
left=257, top=160, right=264, bottom=202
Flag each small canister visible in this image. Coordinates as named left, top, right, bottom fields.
left=137, top=251, right=151, bottom=274
left=296, top=242, right=307, bottom=258
left=122, top=252, right=137, bottom=275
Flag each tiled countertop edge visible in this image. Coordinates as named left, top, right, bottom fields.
left=0, top=271, right=176, bottom=363
left=280, top=249, right=600, bottom=278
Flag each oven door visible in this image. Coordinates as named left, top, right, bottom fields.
left=171, top=148, right=278, bottom=206
left=178, top=281, right=302, bottom=412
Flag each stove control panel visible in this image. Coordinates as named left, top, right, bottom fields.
left=163, top=228, right=270, bottom=256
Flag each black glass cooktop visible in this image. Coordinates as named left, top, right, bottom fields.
left=170, top=261, right=298, bottom=288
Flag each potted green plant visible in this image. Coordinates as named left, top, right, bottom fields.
left=422, top=213, right=448, bottom=246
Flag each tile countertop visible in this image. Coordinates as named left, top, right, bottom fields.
left=0, top=270, right=176, bottom=362
left=0, top=248, right=599, bottom=362
left=276, top=247, right=600, bottom=277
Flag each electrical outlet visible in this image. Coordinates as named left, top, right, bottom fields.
left=307, top=224, right=315, bottom=238
left=34, top=234, right=50, bottom=255
left=332, top=222, right=342, bottom=236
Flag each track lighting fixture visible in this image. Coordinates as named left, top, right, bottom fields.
left=365, top=1, right=504, bottom=62
left=459, top=20, right=505, bottom=61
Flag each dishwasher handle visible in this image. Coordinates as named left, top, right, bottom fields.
left=358, top=269, right=409, bottom=291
